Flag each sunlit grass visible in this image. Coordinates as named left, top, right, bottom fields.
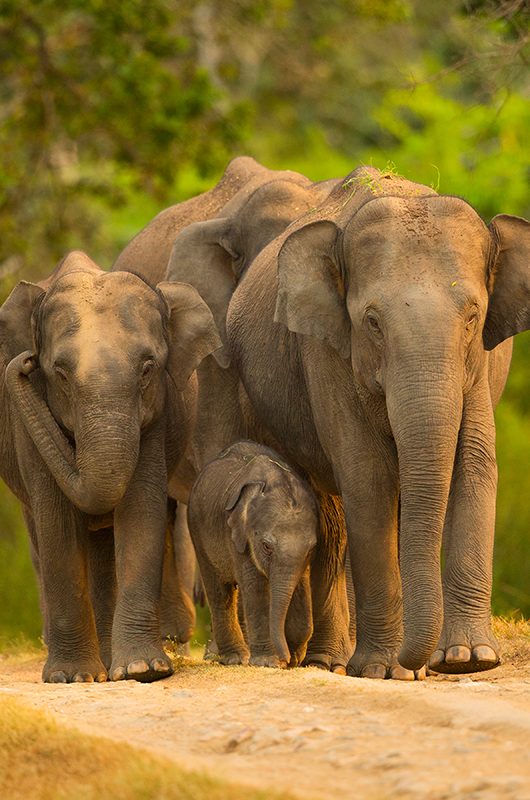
left=0, top=697, right=293, bottom=800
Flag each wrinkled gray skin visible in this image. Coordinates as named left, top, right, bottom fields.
left=0, top=252, right=222, bottom=683
left=113, top=156, right=282, bottom=646
left=220, top=167, right=530, bottom=679
left=167, top=164, right=354, bottom=672
left=188, top=441, right=317, bottom=668
left=115, top=156, right=351, bottom=669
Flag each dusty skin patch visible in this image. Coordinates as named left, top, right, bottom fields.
left=2, top=623, right=530, bottom=800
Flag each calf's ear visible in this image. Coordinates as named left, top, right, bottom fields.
left=225, top=481, right=265, bottom=555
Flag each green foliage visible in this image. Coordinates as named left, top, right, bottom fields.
left=494, top=397, right=530, bottom=615
left=0, top=0, right=248, bottom=278
left=0, top=481, right=41, bottom=644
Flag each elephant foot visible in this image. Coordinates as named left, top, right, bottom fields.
left=110, top=646, right=173, bottom=683
left=218, top=650, right=249, bottom=666
left=288, top=645, right=308, bottom=668
left=302, top=651, right=332, bottom=670
left=203, top=637, right=219, bottom=661
left=43, top=655, right=107, bottom=684
left=429, top=622, right=499, bottom=674
left=302, top=652, right=349, bottom=673
left=347, top=649, right=426, bottom=681
left=249, top=654, right=286, bottom=668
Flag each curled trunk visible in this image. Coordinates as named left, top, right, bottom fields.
left=6, top=351, right=140, bottom=515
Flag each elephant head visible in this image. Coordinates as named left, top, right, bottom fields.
left=224, top=455, right=318, bottom=665
left=0, top=251, right=222, bottom=516
left=272, top=167, right=530, bottom=670
left=166, top=173, right=338, bottom=366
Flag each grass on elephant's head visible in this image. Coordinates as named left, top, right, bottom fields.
left=0, top=697, right=294, bottom=800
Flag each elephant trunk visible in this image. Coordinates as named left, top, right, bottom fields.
left=386, top=358, right=462, bottom=671
left=6, top=351, right=139, bottom=515
left=269, top=568, right=300, bottom=666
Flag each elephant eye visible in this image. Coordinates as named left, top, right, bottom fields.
left=261, top=539, right=274, bottom=556
left=140, top=359, right=156, bottom=388
left=54, top=365, right=71, bottom=394
left=365, top=311, right=382, bottom=338
left=465, top=310, right=479, bottom=335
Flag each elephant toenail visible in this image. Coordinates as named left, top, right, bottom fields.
left=73, top=673, right=94, bottom=683
left=332, top=665, right=347, bottom=675
left=361, top=663, right=386, bottom=679
left=390, top=665, right=415, bottom=681
left=127, top=660, right=150, bottom=675
left=415, top=666, right=427, bottom=681
left=111, top=666, right=126, bottom=681
left=49, top=671, right=68, bottom=683
left=152, top=658, right=171, bottom=672
left=472, top=645, right=498, bottom=663
left=428, top=650, right=445, bottom=669
left=445, top=646, right=471, bottom=663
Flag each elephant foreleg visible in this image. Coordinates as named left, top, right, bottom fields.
left=28, top=470, right=105, bottom=682
left=87, top=527, right=116, bottom=670
left=430, top=378, right=499, bottom=674
left=304, top=493, right=352, bottom=673
left=342, top=436, right=424, bottom=680
left=110, top=420, right=173, bottom=682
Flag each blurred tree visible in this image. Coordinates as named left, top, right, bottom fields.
left=0, top=0, right=247, bottom=281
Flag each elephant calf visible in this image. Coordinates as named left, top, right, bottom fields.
left=188, top=441, right=318, bottom=668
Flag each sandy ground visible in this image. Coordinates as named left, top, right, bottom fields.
left=2, top=649, right=530, bottom=800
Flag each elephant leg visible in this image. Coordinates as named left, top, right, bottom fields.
left=303, top=494, right=352, bottom=672
left=430, top=380, right=499, bottom=674
left=236, top=558, right=278, bottom=668
left=343, top=437, right=424, bottom=681
left=110, top=421, right=172, bottom=682
left=172, top=503, right=196, bottom=647
left=345, top=549, right=356, bottom=653
left=87, top=527, right=116, bottom=670
left=201, top=565, right=248, bottom=666
left=159, top=502, right=196, bottom=649
left=21, top=505, right=48, bottom=644
left=285, top=571, right=313, bottom=667
left=29, top=473, right=105, bottom=683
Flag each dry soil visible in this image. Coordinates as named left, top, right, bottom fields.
left=2, top=632, right=530, bottom=800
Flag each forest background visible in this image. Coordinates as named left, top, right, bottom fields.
left=0, top=0, right=528, bottom=645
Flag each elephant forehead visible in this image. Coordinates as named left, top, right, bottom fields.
left=40, top=279, right=166, bottom=373
left=345, top=196, right=491, bottom=284
left=44, top=274, right=162, bottom=331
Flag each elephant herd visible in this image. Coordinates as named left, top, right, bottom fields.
left=1, top=156, right=529, bottom=684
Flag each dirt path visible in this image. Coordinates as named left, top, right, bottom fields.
left=2, top=647, right=530, bottom=800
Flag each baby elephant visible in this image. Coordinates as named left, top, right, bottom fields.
left=188, top=441, right=318, bottom=668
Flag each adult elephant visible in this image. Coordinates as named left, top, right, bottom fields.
left=0, top=252, right=221, bottom=682
left=115, top=159, right=351, bottom=670
left=210, top=166, right=529, bottom=679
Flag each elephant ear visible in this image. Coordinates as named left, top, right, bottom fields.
left=157, top=281, right=223, bottom=390
left=0, top=281, right=45, bottom=361
left=484, top=214, right=530, bottom=350
left=167, top=218, right=237, bottom=368
left=274, top=219, right=350, bottom=359
left=225, top=480, right=266, bottom=554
